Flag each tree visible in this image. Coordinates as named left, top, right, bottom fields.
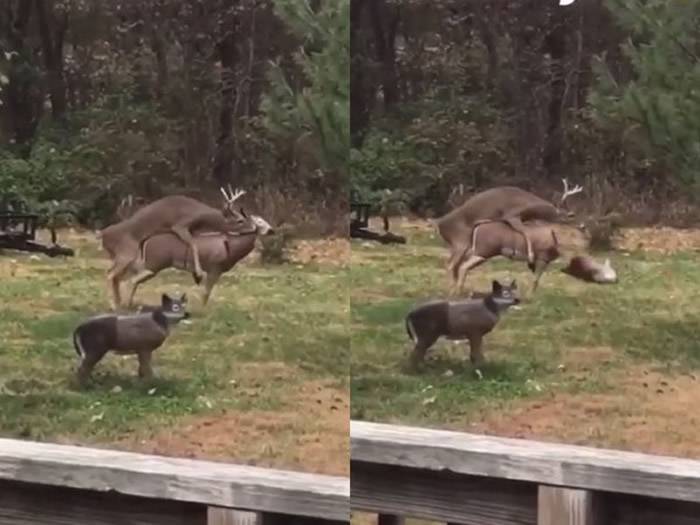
left=261, top=0, right=349, bottom=179
left=590, top=0, right=700, bottom=189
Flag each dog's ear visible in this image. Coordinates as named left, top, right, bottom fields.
left=161, top=293, right=171, bottom=305
left=491, top=280, right=502, bottom=293
left=510, top=279, right=518, bottom=289
left=181, top=293, right=188, bottom=303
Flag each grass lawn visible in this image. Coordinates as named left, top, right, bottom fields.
left=0, top=230, right=349, bottom=476
left=351, top=218, right=700, bottom=460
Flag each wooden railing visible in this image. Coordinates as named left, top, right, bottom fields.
left=0, top=437, right=349, bottom=524
left=351, top=420, right=700, bottom=525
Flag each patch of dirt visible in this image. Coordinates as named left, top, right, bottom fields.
left=115, top=379, right=349, bottom=476
left=469, top=361, right=700, bottom=459
left=290, top=238, right=349, bottom=267
left=613, top=227, right=700, bottom=254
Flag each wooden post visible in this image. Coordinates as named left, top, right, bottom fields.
left=538, top=486, right=598, bottom=525
left=378, top=515, right=405, bottom=525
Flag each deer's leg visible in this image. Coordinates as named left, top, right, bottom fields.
left=77, top=349, right=108, bottom=387
left=171, top=224, right=206, bottom=282
left=501, top=217, right=535, bottom=264
left=447, top=240, right=473, bottom=293
left=201, top=271, right=221, bottom=306
left=106, top=257, right=133, bottom=311
left=137, top=351, right=154, bottom=380
left=454, top=254, right=487, bottom=296
left=126, top=269, right=156, bottom=308
left=531, top=259, right=549, bottom=294
left=468, top=335, right=485, bottom=380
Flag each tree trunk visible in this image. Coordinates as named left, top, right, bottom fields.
left=2, top=0, right=42, bottom=155
left=474, top=4, right=500, bottom=91
left=543, top=13, right=568, bottom=179
left=151, top=30, right=169, bottom=100
left=211, top=14, right=239, bottom=187
left=35, top=0, right=68, bottom=121
left=350, top=0, right=371, bottom=147
left=369, top=0, right=399, bottom=110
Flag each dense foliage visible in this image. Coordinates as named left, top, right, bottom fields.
left=351, top=0, right=700, bottom=220
left=0, top=0, right=348, bottom=232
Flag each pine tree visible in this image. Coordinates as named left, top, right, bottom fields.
left=261, top=0, right=349, bottom=176
left=590, top=0, right=700, bottom=188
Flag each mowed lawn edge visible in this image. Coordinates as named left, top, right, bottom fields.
left=0, top=232, right=350, bottom=447
left=350, top=224, right=700, bottom=431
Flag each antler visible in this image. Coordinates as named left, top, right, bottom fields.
left=219, top=185, right=246, bottom=204
left=560, top=178, right=583, bottom=204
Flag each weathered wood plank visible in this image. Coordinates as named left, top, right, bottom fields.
left=0, top=479, right=207, bottom=525
left=0, top=437, right=349, bottom=521
left=351, top=420, right=700, bottom=503
left=538, top=486, right=598, bottom=525
left=351, top=461, right=536, bottom=525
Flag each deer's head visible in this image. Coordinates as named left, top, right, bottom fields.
left=219, top=185, right=249, bottom=228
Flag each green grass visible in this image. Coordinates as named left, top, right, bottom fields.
left=350, top=226, right=700, bottom=426
left=0, top=234, right=349, bottom=445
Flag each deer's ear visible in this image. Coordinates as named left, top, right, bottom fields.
left=492, top=280, right=502, bottom=293
left=240, top=207, right=248, bottom=218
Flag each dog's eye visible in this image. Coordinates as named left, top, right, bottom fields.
left=172, top=305, right=180, bottom=312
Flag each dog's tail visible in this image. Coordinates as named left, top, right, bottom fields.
left=405, top=315, right=417, bottom=342
left=73, top=328, right=85, bottom=358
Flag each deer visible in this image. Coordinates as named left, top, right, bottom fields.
left=435, top=178, right=583, bottom=290
left=122, top=211, right=274, bottom=307
left=73, top=292, right=189, bottom=386
left=453, top=220, right=562, bottom=296
left=99, top=186, right=249, bottom=310
left=561, top=255, right=618, bottom=284
left=405, top=279, right=520, bottom=378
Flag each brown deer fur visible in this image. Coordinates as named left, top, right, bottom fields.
left=436, top=180, right=581, bottom=291
left=100, top=193, right=247, bottom=309
left=123, top=214, right=273, bottom=307
left=454, top=220, right=561, bottom=295
left=561, top=255, right=618, bottom=284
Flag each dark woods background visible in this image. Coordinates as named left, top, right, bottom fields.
left=0, top=0, right=349, bottom=234
left=350, top=0, right=700, bottom=226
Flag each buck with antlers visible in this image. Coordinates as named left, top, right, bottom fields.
left=435, top=178, right=583, bottom=294
left=122, top=210, right=274, bottom=307
left=99, top=186, right=249, bottom=309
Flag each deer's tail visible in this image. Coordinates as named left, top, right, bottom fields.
left=73, top=328, right=85, bottom=358
left=405, top=315, right=417, bottom=342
